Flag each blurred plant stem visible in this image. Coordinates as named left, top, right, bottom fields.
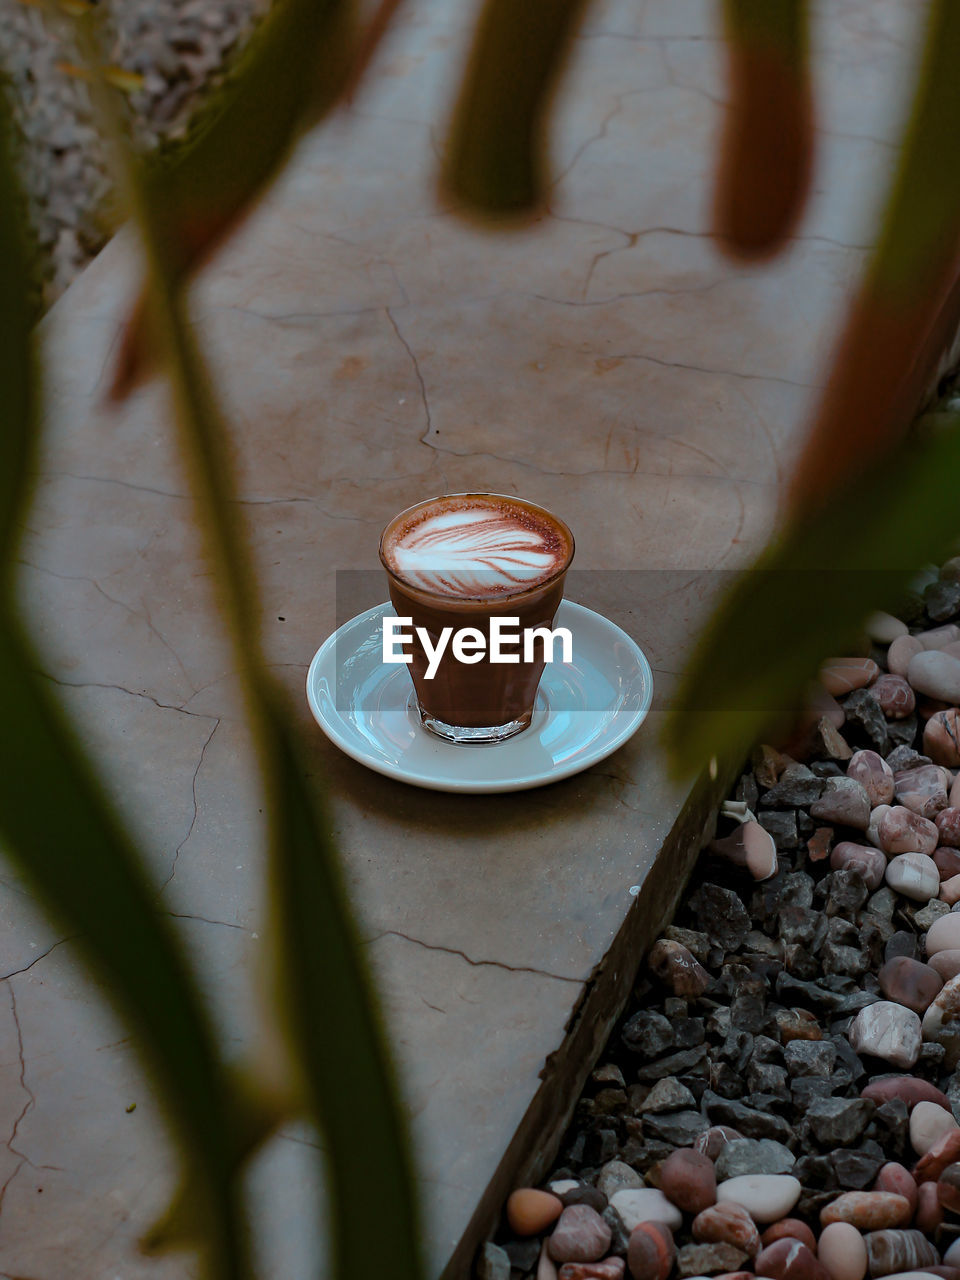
left=75, top=10, right=425, bottom=1277
left=0, top=99, right=257, bottom=1280
left=442, top=0, right=593, bottom=215
left=713, top=0, right=812, bottom=259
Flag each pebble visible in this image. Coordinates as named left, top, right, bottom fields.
left=866, top=612, right=908, bottom=644
left=807, top=1097, right=874, bottom=1146
left=830, top=843, right=886, bottom=891
left=927, top=913, right=960, bottom=955
left=754, top=1238, right=826, bottom=1280
left=876, top=807, right=939, bottom=856
left=888, top=636, right=924, bottom=677
left=509, top=1189, right=565, bottom=1236
left=940, top=873, right=960, bottom=905
left=938, top=809, right=960, bottom=848
left=641, top=1078, right=697, bottom=1114
left=847, top=1002, right=922, bottom=1068
left=870, top=676, right=916, bottom=720
left=677, top=1243, right=747, bottom=1278
left=626, top=1222, right=674, bottom=1280
left=929, top=949, right=960, bottom=980
left=761, top=1222, right=818, bottom=1253
left=947, top=1242, right=960, bottom=1268
left=920, top=974, right=960, bottom=1064
left=873, top=1164, right=918, bottom=1214
left=716, top=1139, right=795, bottom=1181
left=877, top=956, right=943, bottom=1013
left=917, top=624, right=960, bottom=649
left=894, top=764, right=950, bottom=819
left=549, top=1207, right=614, bottom=1264
left=847, top=751, right=895, bottom=805
left=742, top=821, right=780, bottom=879
left=818, top=1222, right=867, bottom=1280
left=864, top=1230, right=939, bottom=1277
left=692, top=1203, right=760, bottom=1257
left=909, top=1100, right=960, bottom=1154
left=596, top=1163, right=644, bottom=1201
left=913, top=1127, right=960, bottom=1182
left=610, top=1189, right=682, bottom=1233
left=659, top=1149, right=716, bottom=1216
left=555, top=1184, right=608, bottom=1213
left=953, top=773, right=960, bottom=806
left=647, top=940, right=712, bottom=998
left=539, top=1242, right=560, bottom=1280
left=936, top=846, right=960, bottom=878
left=867, top=804, right=893, bottom=848
left=776, top=1009, right=823, bottom=1043
left=885, top=853, right=940, bottom=901
left=938, top=1161, right=960, bottom=1213
left=926, top=711, right=960, bottom=767
left=558, top=1262, right=625, bottom=1280
left=914, top=1179, right=944, bottom=1232
left=716, top=1175, right=801, bottom=1224
left=862, top=1077, right=951, bottom=1111
left=810, top=778, right=871, bottom=830
left=914, top=898, right=950, bottom=929
left=907, top=650, right=960, bottom=702
left=695, top=1127, right=744, bottom=1161
left=819, top=1192, right=912, bottom=1230
left=821, top=658, right=879, bottom=697
left=478, top=1241, right=512, bottom=1280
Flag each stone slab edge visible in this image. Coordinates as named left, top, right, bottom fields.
left=440, top=760, right=741, bottom=1280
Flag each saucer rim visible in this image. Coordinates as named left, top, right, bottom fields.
left=305, top=599, right=654, bottom=794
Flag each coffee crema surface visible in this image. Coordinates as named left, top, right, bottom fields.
left=382, top=496, right=572, bottom=598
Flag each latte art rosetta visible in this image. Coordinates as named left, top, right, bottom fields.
left=385, top=501, right=568, bottom=597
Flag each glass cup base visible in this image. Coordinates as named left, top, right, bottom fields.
left=418, top=707, right=532, bottom=745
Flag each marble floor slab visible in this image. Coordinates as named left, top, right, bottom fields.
left=0, top=0, right=924, bottom=1275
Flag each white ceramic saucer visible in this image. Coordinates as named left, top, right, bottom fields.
left=305, top=600, right=654, bottom=793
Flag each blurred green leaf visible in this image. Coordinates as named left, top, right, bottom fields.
left=663, top=410, right=960, bottom=778
left=442, top=0, right=593, bottom=215
left=109, top=64, right=425, bottom=1280
left=0, top=101, right=256, bottom=1280
left=787, top=0, right=960, bottom=514
left=713, top=0, right=812, bottom=259
left=0, top=111, right=35, bottom=578
left=269, top=716, right=424, bottom=1279
left=669, top=0, right=960, bottom=777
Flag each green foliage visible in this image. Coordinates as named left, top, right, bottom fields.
left=663, top=411, right=960, bottom=777
left=665, top=0, right=960, bottom=777
left=0, top=97, right=256, bottom=1280
left=442, top=0, right=593, bottom=215
left=1, top=6, right=424, bottom=1276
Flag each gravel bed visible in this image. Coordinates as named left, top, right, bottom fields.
left=480, top=557, right=960, bottom=1280
left=0, top=0, right=269, bottom=309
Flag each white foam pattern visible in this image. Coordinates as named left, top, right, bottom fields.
left=387, top=503, right=566, bottom=596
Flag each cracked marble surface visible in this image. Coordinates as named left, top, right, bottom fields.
left=0, top=0, right=923, bottom=1274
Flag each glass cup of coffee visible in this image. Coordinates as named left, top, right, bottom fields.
left=379, top=493, right=575, bottom=744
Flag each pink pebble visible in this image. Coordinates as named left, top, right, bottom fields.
left=874, top=1162, right=919, bottom=1213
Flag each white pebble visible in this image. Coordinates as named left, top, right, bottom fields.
left=885, top=852, right=940, bottom=902
left=925, top=913, right=960, bottom=955
left=609, top=1187, right=682, bottom=1231
left=848, top=1001, right=922, bottom=1068
left=865, top=612, right=908, bottom=644
left=906, top=650, right=960, bottom=703
left=909, top=1099, right=959, bottom=1154
left=715, top=1173, right=801, bottom=1224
